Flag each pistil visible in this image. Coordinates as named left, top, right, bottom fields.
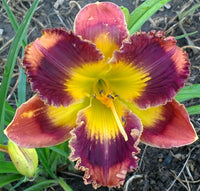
left=95, top=79, right=128, bottom=141
left=110, top=104, right=128, bottom=141
left=97, top=94, right=128, bottom=141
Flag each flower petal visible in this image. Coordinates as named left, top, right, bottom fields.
left=105, top=62, right=150, bottom=102
left=23, top=28, right=103, bottom=106
left=69, top=98, right=142, bottom=188
left=113, top=31, right=190, bottom=108
left=74, top=2, right=128, bottom=59
left=127, top=99, right=198, bottom=148
left=4, top=96, right=89, bottom=148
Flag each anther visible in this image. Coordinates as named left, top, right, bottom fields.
left=121, top=116, right=127, bottom=126
left=107, top=94, right=114, bottom=100
left=111, top=106, right=128, bottom=141
left=99, top=90, right=103, bottom=94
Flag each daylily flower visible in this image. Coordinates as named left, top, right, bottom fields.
left=5, top=2, right=197, bottom=188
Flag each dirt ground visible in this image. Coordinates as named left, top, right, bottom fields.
left=0, top=0, right=200, bottom=191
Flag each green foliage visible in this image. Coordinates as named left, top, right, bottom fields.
left=0, top=161, right=18, bottom=174
left=121, top=6, right=130, bottom=25
left=2, top=0, right=27, bottom=106
left=0, top=0, right=200, bottom=190
left=37, top=148, right=57, bottom=179
left=23, top=180, right=57, bottom=191
left=176, top=84, right=200, bottom=115
left=17, top=66, right=27, bottom=107
left=0, top=0, right=39, bottom=144
left=175, top=31, right=198, bottom=40
left=5, top=102, right=15, bottom=126
left=128, top=0, right=171, bottom=34
left=0, top=174, right=23, bottom=187
left=187, top=105, right=200, bottom=115
left=0, top=0, right=73, bottom=190
left=178, top=2, right=200, bottom=20
left=175, top=84, right=200, bottom=102
left=58, top=177, right=73, bottom=191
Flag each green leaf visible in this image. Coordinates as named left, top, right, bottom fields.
left=128, top=0, right=171, bottom=34
left=175, top=31, right=198, bottom=40
left=0, top=109, right=5, bottom=159
left=0, top=0, right=39, bottom=144
left=5, top=102, right=15, bottom=125
left=121, top=6, right=130, bottom=25
left=23, top=180, right=57, bottom=191
left=0, top=174, right=23, bottom=187
left=0, top=161, right=19, bottom=174
left=2, top=0, right=27, bottom=106
left=179, top=3, right=200, bottom=20
left=5, top=101, right=15, bottom=113
left=175, top=84, right=200, bottom=102
left=2, top=0, right=27, bottom=47
left=50, top=155, right=60, bottom=172
left=187, top=105, right=200, bottom=115
left=9, top=178, right=25, bottom=191
left=49, top=146, right=70, bottom=158
left=17, top=66, right=27, bottom=106
left=57, top=177, right=73, bottom=191
left=37, top=148, right=57, bottom=179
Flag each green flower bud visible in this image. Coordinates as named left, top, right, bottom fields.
left=8, top=140, right=38, bottom=178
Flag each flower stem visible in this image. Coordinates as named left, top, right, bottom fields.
left=0, top=144, right=8, bottom=153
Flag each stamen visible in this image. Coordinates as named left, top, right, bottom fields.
left=94, top=79, right=127, bottom=140
left=107, top=94, right=114, bottom=100
left=111, top=105, right=128, bottom=141
left=121, top=116, right=127, bottom=126
left=99, top=90, right=103, bottom=94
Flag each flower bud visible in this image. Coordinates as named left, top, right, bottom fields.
left=8, top=140, right=38, bottom=178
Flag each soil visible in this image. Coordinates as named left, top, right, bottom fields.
left=0, top=0, right=200, bottom=191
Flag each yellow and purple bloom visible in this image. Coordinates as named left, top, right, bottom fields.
left=5, top=2, right=197, bottom=188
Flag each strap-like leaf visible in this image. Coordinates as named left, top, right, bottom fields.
left=5, top=102, right=15, bottom=125
left=175, top=84, right=200, bottom=102
left=128, top=0, right=171, bottom=34
left=187, top=105, right=200, bottom=115
left=23, top=180, right=57, bottom=191
left=0, top=174, right=23, bottom=187
left=57, top=177, right=73, bottom=191
left=0, top=161, right=18, bottom=174
left=0, top=0, right=39, bottom=145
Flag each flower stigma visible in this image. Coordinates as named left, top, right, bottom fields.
left=94, top=79, right=128, bottom=141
